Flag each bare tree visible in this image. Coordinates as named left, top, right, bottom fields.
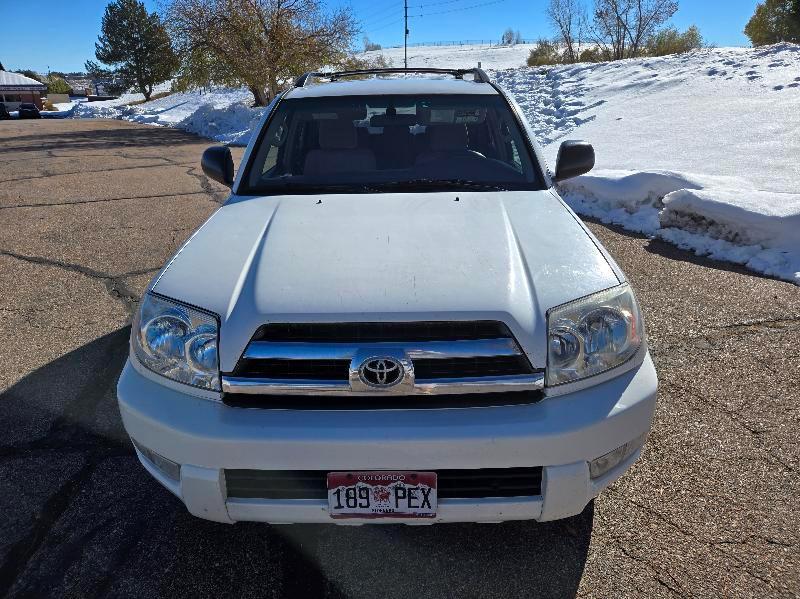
left=501, top=28, right=515, bottom=45
left=590, top=0, right=629, bottom=59
left=363, top=36, right=382, bottom=52
left=166, top=0, right=358, bottom=106
left=546, top=0, right=586, bottom=63
left=589, top=0, right=678, bottom=60
left=626, top=0, right=679, bottom=56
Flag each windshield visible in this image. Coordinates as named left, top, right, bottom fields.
left=242, top=93, right=545, bottom=194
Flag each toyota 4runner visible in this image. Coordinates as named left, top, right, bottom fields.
left=117, top=68, right=657, bottom=524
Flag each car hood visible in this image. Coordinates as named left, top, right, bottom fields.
left=152, top=191, right=619, bottom=371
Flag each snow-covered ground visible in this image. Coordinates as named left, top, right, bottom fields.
left=66, top=43, right=800, bottom=283
left=67, top=85, right=265, bottom=145
left=491, top=43, right=800, bottom=283
left=363, top=42, right=534, bottom=70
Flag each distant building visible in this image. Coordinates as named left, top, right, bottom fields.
left=0, top=70, right=46, bottom=110
left=65, top=76, right=93, bottom=96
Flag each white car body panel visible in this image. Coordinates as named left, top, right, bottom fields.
left=118, top=352, right=657, bottom=524
left=152, top=191, right=619, bottom=371
left=119, top=73, right=658, bottom=524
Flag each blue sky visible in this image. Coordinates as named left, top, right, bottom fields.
left=0, top=0, right=759, bottom=73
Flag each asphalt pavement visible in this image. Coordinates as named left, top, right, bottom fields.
left=0, top=119, right=798, bottom=598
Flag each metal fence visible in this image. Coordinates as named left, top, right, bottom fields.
left=381, top=39, right=540, bottom=49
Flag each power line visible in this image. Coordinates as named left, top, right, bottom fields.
left=366, top=17, right=406, bottom=32
left=362, top=0, right=507, bottom=55
left=363, top=2, right=405, bottom=22
left=407, top=0, right=472, bottom=9
left=361, top=1, right=410, bottom=27
left=363, top=12, right=404, bottom=28
left=362, top=8, right=410, bottom=30
left=413, top=0, right=505, bottom=17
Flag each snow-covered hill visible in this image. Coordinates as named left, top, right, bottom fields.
left=67, top=43, right=800, bottom=283
left=490, top=44, right=800, bottom=283
left=363, top=42, right=534, bottom=70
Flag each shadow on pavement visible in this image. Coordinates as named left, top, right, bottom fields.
left=642, top=236, right=777, bottom=279
left=0, top=329, right=592, bottom=599
left=579, top=214, right=777, bottom=282
left=0, top=125, right=206, bottom=156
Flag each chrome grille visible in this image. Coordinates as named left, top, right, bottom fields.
left=221, top=321, right=543, bottom=399
left=250, top=321, right=515, bottom=342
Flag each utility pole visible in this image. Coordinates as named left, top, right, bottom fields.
left=404, top=0, right=408, bottom=68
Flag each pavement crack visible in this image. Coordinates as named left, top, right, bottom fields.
left=0, top=461, right=97, bottom=596
left=0, top=250, right=157, bottom=316
left=0, top=161, right=196, bottom=185
left=185, top=166, right=229, bottom=204
left=1, top=249, right=111, bottom=280
left=715, top=316, right=800, bottom=334
left=663, top=380, right=795, bottom=472
left=607, top=490, right=791, bottom=588
left=709, top=535, right=798, bottom=549
left=0, top=190, right=210, bottom=211
left=613, top=540, right=688, bottom=597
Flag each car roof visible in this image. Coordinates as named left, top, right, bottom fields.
left=285, top=77, right=499, bottom=99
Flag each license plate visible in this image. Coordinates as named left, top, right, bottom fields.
left=327, top=471, right=437, bottom=519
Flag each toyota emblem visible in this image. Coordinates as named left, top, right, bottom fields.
left=358, top=357, right=404, bottom=388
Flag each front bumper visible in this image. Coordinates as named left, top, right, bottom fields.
left=117, top=353, right=658, bottom=524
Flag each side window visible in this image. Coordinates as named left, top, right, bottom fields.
left=498, top=120, right=523, bottom=173
left=261, top=119, right=287, bottom=175
left=262, top=145, right=279, bottom=174
left=509, top=139, right=523, bottom=172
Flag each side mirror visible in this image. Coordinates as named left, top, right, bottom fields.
left=201, top=146, right=234, bottom=187
left=553, top=140, right=595, bottom=182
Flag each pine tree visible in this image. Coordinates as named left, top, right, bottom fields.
left=792, top=0, right=800, bottom=36
left=745, top=0, right=800, bottom=46
left=46, top=76, right=72, bottom=94
left=88, top=0, right=177, bottom=100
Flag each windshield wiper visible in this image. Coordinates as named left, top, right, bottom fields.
left=256, top=178, right=510, bottom=195
left=364, top=179, right=509, bottom=192
left=260, top=180, right=360, bottom=195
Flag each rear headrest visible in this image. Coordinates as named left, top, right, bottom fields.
left=318, top=119, right=358, bottom=150
left=370, top=113, right=418, bottom=127
left=428, top=124, right=468, bottom=151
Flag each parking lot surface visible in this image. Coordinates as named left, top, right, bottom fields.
left=1, top=119, right=798, bottom=598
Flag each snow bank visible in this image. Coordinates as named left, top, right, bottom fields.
left=499, top=42, right=800, bottom=284
left=662, top=188, right=800, bottom=249
left=178, top=102, right=266, bottom=145
left=557, top=170, right=696, bottom=234
left=68, top=87, right=265, bottom=146
left=660, top=188, right=800, bottom=282
left=558, top=170, right=800, bottom=284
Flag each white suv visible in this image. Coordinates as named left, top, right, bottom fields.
left=117, top=68, right=657, bottom=524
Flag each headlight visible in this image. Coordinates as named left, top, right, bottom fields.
left=132, top=293, right=220, bottom=391
left=546, top=283, right=643, bottom=386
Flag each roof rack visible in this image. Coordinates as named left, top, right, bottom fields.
left=294, top=67, right=491, bottom=88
